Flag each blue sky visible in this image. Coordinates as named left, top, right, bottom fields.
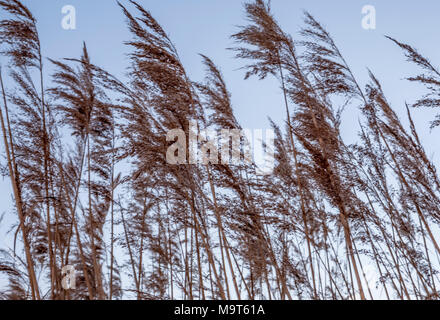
left=1, top=0, right=440, bottom=267
left=1, top=0, right=438, bottom=139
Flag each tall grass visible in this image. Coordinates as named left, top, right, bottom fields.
left=0, top=0, right=440, bottom=300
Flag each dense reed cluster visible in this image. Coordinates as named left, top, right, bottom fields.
left=1, top=0, right=440, bottom=300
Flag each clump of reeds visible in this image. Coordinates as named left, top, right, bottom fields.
left=0, top=0, right=439, bottom=300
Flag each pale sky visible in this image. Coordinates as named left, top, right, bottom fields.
left=1, top=0, right=440, bottom=297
